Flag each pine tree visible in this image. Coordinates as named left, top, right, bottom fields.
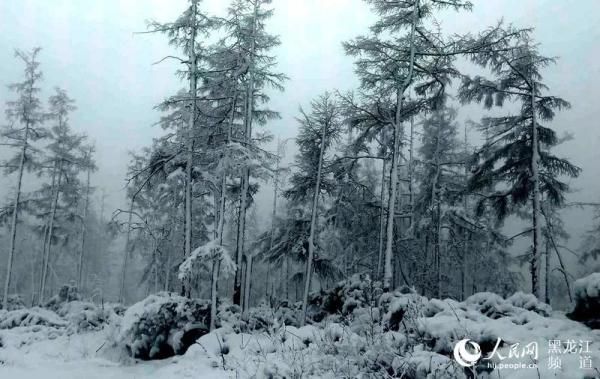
left=224, top=0, right=286, bottom=307
left=284, top=93, right=343, bottom=324
left=460, top=35, right=581, bottom=298
left=38, top=87, right=88, bottom=303
left=77, top=145, right=97, bottom=293
left=414, top=107, right=464, bottom=298
left=146, top=0, right=218, bottom=296
left=1, top=48, right=48, bottom=309
left=343, top=0, right=473, bottom=291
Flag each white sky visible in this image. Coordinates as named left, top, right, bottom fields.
left=1, top=0, right=599, bottom=246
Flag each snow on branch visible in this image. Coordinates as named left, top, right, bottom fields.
left=178, top=240, right=236, bottom=281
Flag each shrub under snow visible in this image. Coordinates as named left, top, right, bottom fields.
left=57, top=301, right=110, bottom=332
left=0, top=294, right=26, bottom=311
left=117, top=292, right=211, bottom=360
left=568, top=272, right=600, bottom=329
left=44, top=284, right=82, bottom=312
left=0, top=307, right=67, bottom=329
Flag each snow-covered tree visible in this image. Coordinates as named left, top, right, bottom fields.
left=77, top=145, right=97, bottom=291
left=146, top=0, right=218, bottom=296
left=224, top=0, right=286, bottom=307
left=414, top=107, right=464, bottom=298
left=178, top=240, right=235, bottom=331
left=282, top=93, right=343, bottom=324
left=1, top=48, right=48, bottom=309
left=343, top=0, right=474, bottom=291
left=460, top=35, right=581, bottom=299
left=37, top=87, right=89, bottom=303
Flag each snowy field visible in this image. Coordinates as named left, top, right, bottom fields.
left=0, top=326, right=230, bottom=379
left=1, top=277, right=600, bottom=379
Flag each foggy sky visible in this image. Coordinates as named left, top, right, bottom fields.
left=1, top=1, right=599, bottom=252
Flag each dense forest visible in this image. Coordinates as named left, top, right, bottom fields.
left=1, top=1, right=599, bottom=378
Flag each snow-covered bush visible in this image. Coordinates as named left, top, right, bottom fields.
left=117, top=292, right=211, bottom=360
left=106, top=303, right=126, bottom=317
left=465, top=292, right=514, bottom=319
left=465, top=291, right=552, bottom=320
left=506, top=291, right=551, bottom=316
left=568, top=272, right=600, bottom=329
left=305, top=274, right=382, bottom=325
left=216, top=302, right=242, bottom=331
left=242, top=304, right=278, bottom=332
left=217, top=300, right=300, bottom=333
left=380, top=288, right=428, bottom=332
left=57, top=301, right=110, bottom=332
left=0, top=307, right=67, bottom=329
left=273, top=301, right=301, bottom=327
left=44, top=284, right=81, bottom=312
left=0, top=294, right=25, bottom=311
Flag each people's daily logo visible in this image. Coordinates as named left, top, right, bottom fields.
left=453, top=339, right=482, bottom=367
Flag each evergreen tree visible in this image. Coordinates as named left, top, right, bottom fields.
left=460, top=35, right=581, bottom=298
left=343, top=0, right=472, bottom=291
left=37, top=87, right=88, bottom=303
left=224, top=0, right=286, bottom=307
left=414, top=107, right=463, bottom=298
left=147, top=0, right=218, bottom=296
left=284, top=93, right=343, bottom=324
left=77, top=145, right=97, bottom=292
left=1, top=48, right=47, bottom=309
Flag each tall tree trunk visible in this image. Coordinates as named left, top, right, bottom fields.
left=234, top=1, right=259, bottom=306
left=183, top=0, right=199, bottom=297
left=301, top=113, right=328, bottom=326
left=209, top=259, right=219, bottom=331
left=530, top=81, right=542, bottom=299
left=119, top=198, right=135, bottom=304
left=39, top=150, right=60, bottom=302
left=383, top=1, right=418, bottom=291
left=284, top=253, right=289, bottom=301
left=269, top=140, right=280, bottom=252
left=40, top=162, right=62, bottom=304
left=267, top=140, right=281, bottom=298
left=2, top=124, right=30, bottom=310
left=165, top=189, right=178, bottom=292
left=216, top=82, right=237, bottom=247
left=77, top=163, right=92, bottom=291
left=435, top=203, right=442, bottom=299
left=243, top=254, right=253, bottom=313
left=461, top=125, right=469, bottom=301
left=233, top=134, right=248, bottom=303
left=377, top=159, right=386, bottom=281
left=384, top=94, right=402, bottom=292
left=461, top=231, right=467, bottom=301
left=544, top=237, right=550, bottom=305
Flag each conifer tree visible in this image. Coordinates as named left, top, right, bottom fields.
left=77, top=145, right=97, bottom=292
left=415, top=107, right=463, bottom=298
left=460, top=35, right=581, bottom=298
left=283, top=93, right=343, bottom=324
left=343, top=0, right=472, bottom=291
left=38, top=87, right=88, bottom=302
left=225, top=0, right=286, bottom=306
left=1, top=48, right=47, bottom=309
left=146, top=0, right=218, bottom=296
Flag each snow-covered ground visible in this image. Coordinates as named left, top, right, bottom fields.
left=2, top=280, right=600, bottom=379
left=1, top=312, right=598, bottom=378
left=0, top=326, right=231, bottom=378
